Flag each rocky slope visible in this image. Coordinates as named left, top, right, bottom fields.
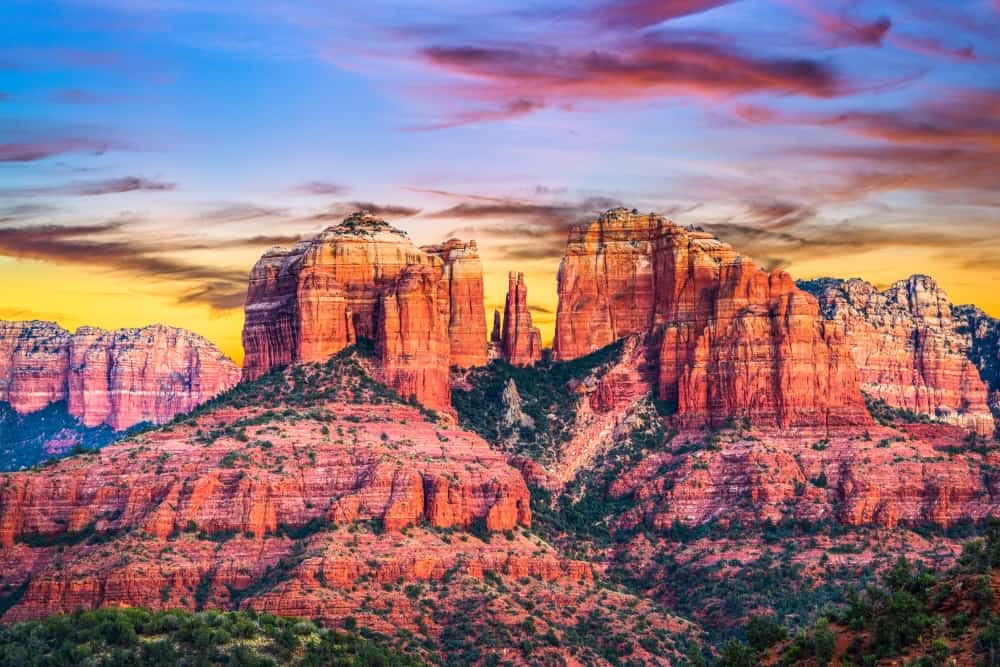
left=242, top=212, right=488, bottom=411
left=800, top=275, right=995, bottom=435
left=454, top=336, right=998, bottom=643
left=554, top=207, right=869, bottom=430
left=0, top=347, right=700, bottom=664
left=0, top=321, right=239, bottom=450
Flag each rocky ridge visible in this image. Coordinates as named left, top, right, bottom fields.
left=801, top=275, right=995, bottom=435
left=0, top=321, right=239, bottom=432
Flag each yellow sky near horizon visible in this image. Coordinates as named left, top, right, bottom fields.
left=2, top=242, right=998, bottom=367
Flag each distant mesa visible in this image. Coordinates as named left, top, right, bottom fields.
left=801, top=274, right=995, bottom=435
left=0, top=320, right=240, bottom=468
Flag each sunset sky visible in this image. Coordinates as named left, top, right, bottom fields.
left=1, top=0, right=998, bottom=363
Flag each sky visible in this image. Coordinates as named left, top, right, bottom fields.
left=1, top=0, right=998, bottom=363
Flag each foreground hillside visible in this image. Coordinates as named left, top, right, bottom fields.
left=763, top=519, right=1000, bottom=666
left=0, top=607, right=419, bottom=667
left=0, top=345, right=700, bottom=665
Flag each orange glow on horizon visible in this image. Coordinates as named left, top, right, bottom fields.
left=2, top=238, right=998, bottom=367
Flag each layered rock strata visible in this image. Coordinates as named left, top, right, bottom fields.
left=553, top=208, right=870, bottom=429
left=803, top=276, right=994, bottom=435
left=0, top=321, right=239, bottom=431
left=242, top=213, right=489, bottom=410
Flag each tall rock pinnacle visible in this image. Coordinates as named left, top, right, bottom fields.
left=501, top=272, right=543, bottom=367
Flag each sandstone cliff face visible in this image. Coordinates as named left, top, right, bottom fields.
left=373, top=265, right=452, bottom=411
left=421, top=239, right=488, bottom=368
left=955, top=303, right=1000, bottom=421
left=554, top=208, right=869, bottom=429
left=243, top=213, right=490, bottom=409
left=67, top=325, right=242, bottom=431
left=804, top=276, right=995, bottom=435
left=499, top=272, right=542, bottom=366
left=0, top=321, right=239, bottom=432
left=0, top=321, right=71, bottom=417
left=553, top=211, right=660, bottom=361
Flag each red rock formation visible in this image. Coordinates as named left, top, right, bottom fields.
left=0, top=321, right=70, bottom=414
left=243, top=214, right=432, bottom=377
left=806, top=276, right=995, bottom=435
left=421, top=239, right=488, bottom=368
left=0, top=351, right=700, bottom=663
left=374, top=265, right=452, bottom=411
left=0, top=321, right=239, bottom=431
left=553, top=210, right=660, bottom=360
left=500, top=272, right=542, bottom=366
left=554, top=208, right=870, bottom=429
left=0, top=402, right=528, bottom=550
left=243, top=212, right=493, bottom=407
left=608, top=423, right=1000, bottom=530
left=67, top=325, right=242, bottom=431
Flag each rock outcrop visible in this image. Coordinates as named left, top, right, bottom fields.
left=553, top=208, right=870, bottom=430
left=954, top=304, right=1000, bottom=421
left=803, top=276, right=995, bottom=435
left=243, top=213, right=490, bottom=410
left=609, top=422, right=1000, bottom=531
left=499, top=272, right=542, bottom=366
left=421, top=239, right=488, bottom=368
left=0, top=321, right=239, bottom=431
left=373, top=265, right=452, bottom=411
left=500, top=379, right=534, bottom=431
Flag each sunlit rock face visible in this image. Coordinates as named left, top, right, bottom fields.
left=242, top=212, right=491, bottom=410
left=803, top=275, right=995, bottom=435
left=554, top=207, right=871, bottom=430
left=0, top=320, right=239, bottom=431
left=420, top=239, right=488, bottom=369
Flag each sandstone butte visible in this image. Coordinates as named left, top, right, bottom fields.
left=0, top=320, right=240, bottom=431
left=242, top=212, right=489, bottom=411
left=0, top=355, right=698, bottom=664
left=802, top=275, right=996, bottom=436
left=553, top=207, right=871, bottom=430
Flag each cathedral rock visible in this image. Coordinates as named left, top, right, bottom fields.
left=241, top=212, right=489, bottom=410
